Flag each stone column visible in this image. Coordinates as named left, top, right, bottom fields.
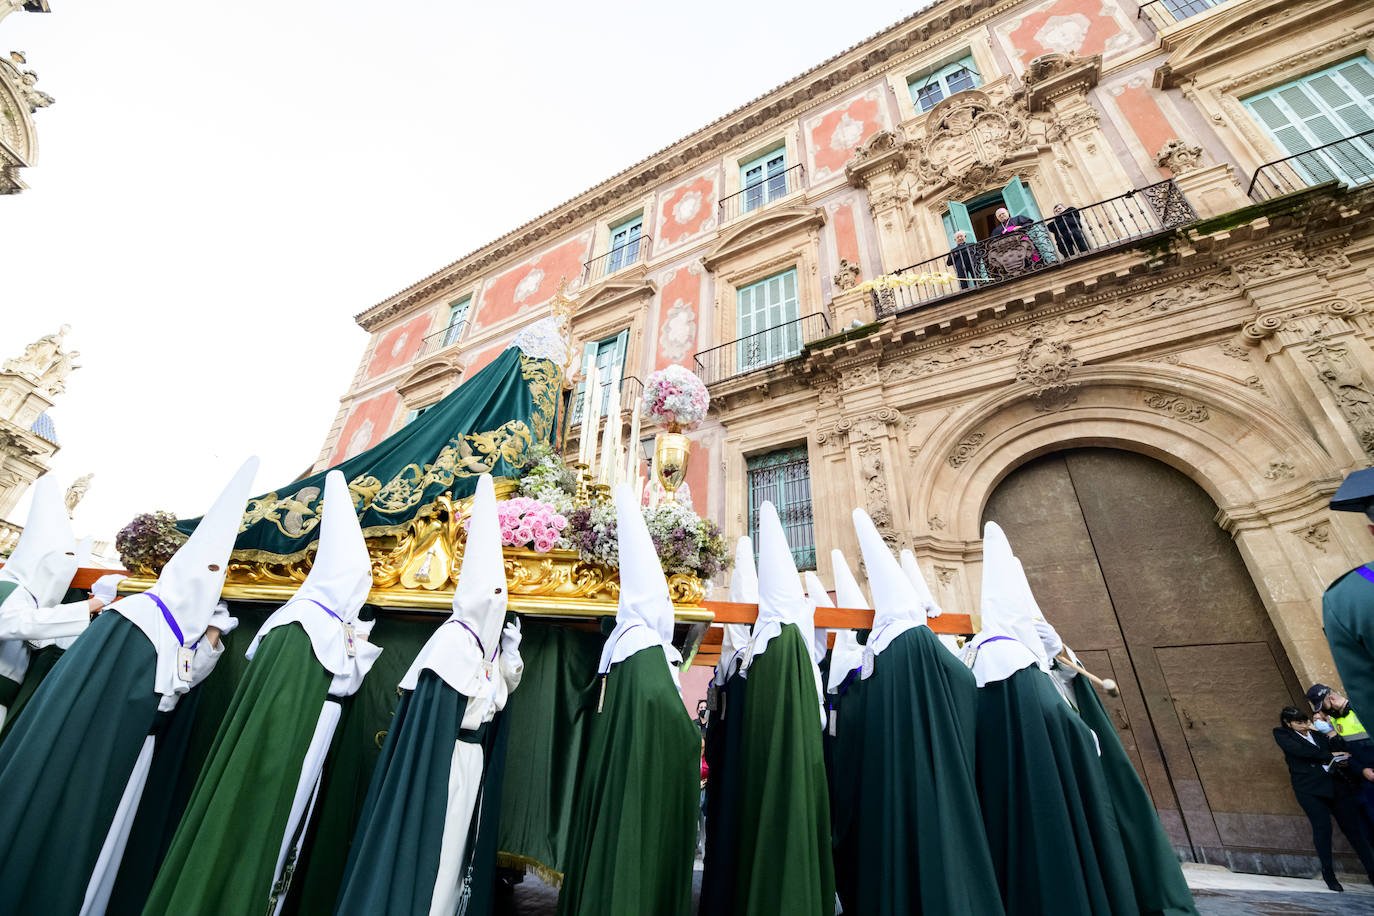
left=845, top=131, right=913, bottom=275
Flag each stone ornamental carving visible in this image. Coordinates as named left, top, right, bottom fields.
left=3, top=324, right=80, bottom=395
left=858, top=445, right=893, bottom=534
left=1143, top=392, right=1210, bottom=424
left=1234, top=249, right=1307, bottom=284
left=934, top=566, right=956, bottom=588
left=1242, top=299, right=1363, bottom=341
left=947, top=432, right=986, bottom=468
left=1307, top=334, right=1374, bottom=460
left=928, top=515, right=946, bottom=531
left=1155, top=139, right=1205, bottom=175
left=833, top=258, right=861, bottom=291
left=1263, top=460, right=1295, bottom=481
left=1296, top=521, right=1331, bottom=552
left=1016, top=337, right=1080, bottom=412
left=912, top=90, right=1030, bottom=195
left=64, top=473, right=92, bottom=517
left=1245, top=376, right=1268, bottom=396
left=1219, top=342, right=1250, bottom=362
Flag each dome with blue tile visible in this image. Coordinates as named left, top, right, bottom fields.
left=29, top=411, right=58, bottom=445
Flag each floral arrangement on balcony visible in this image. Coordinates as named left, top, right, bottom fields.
left=116, top=510, right=187, bottom=574
left=857, top=270, right=959, bottom=292
left=642, top=365, right=709, bottom=431
left=475, top=496, right=568, bottom=553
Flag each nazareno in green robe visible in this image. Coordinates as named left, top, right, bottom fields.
left=823, top=658, right=863, bottom=916
left=1071, top=673, right=1198, bottom=916
left=556, top=646, right=700, bottom=916
left=700, top=658, right=747, bottom=916
left=0, top=611, right=162, bottom=916
left=849, top=626, right=1005, bottom=916
left=333, top=668, right=509, bottom=916
left=976, top=665, right=1139, bottom=916
left=142, top=623, right=334, bottom=916
left=732, top=624, right=835, bottom=916
left=0, top=583, right=86, bottom=742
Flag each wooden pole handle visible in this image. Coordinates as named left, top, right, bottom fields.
left=1056, top=651, right=1119, bottom=696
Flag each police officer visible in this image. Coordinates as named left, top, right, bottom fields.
left=1323, top=469, right=1374, bottom=725
left=1309, top=683, right=1374, bottom=828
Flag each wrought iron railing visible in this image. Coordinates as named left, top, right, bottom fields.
left=582, top=236, right=651, bottom=284
left=1247, top=127, right=1374, bottom=201
left=569, top=374, right=644, bottom=425
left=718, top=163, right=806, bottom=224
left=694, top=312, right=831, bottom=386
left=1137, top=0, right=1222, bottom=30
left=871, top=179, right=1196, bottom=319
left=417, top=320, right=468, bottom=359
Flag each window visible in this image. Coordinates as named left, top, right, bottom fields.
left=443, top=297, right=470, bottom=347
left=573, top=330, right=629, bottom=424
left=747, top=445, right=816, bottom=570
left=404, top=404, right=433, bottom=426
left=741, top=146, right=788, bottom=213
left=605, top=216, right=643, bottom=274
left=909, top=55, right=982, bottom=113
left=943, top=175, right=1042, bottom=244
left=1244, top=57, right=1374, bottom=188
left=735, top=269, right=801, bottom=374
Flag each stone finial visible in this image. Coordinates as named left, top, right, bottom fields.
left=1156, top=138, right=1205, bottom=175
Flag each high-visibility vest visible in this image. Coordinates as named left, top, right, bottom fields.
left=1334, top=708, right=1369, bottom=740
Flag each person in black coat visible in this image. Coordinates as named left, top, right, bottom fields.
left=1273, top=705, right=1374, bottom=891
left=1047, top=203, right=1091, bottom=257
left=945, top=230, right=978, bottom=290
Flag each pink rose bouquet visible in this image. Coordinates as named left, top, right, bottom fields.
left=468, top=496, right=568, bottom=553
left=642, top=365, right=709, bottom=431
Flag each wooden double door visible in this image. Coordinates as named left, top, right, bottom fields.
left=982, top=448, right=1313, bottom=872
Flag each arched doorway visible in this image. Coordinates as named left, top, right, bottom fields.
left=982, top=447, right=1313, bottom=874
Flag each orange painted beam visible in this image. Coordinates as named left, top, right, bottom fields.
left=0, top=565, right=127, bottom=591
left=702, top=599, right=974, bottom=635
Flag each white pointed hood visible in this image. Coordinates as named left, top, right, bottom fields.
left=804, top=570, right=833, bottom=663
left=826, top=550, right=866, bottom=693
left=748, top=500, right=818, bottom=666
left=714, top=535, right=756, bottom=686
left=249, top=470, right=382, bottom=696
left=114, top=457, right=258, bottom=703
left=0, top=474, right=77, bottom=606
left=969, top=521, right=1045, bottom=687
left=598, top=482, right=681, bottom=680
left=899, top=549, right=944, bottom=618
left=28, top=534, right=94, bottom=610
left=402, top=474, right=512, bottom=696
left=852, top=508, right=926, bottom=678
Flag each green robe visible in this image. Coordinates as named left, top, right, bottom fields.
left=142, top=623, right=333, bottom=916
left=824, top=664, right=863, bottom=915
left=850, top=627, right=1005, bottom=915
left=556, top=646, right=700, bottom=916
left=0, top=612, right=161, bottom=916
left=733, top=624, right=835, bottom=916
left=700, top=664, right=747, bottom=915
left=977, top=666, right=1139, bottom=916
left=0, top=642, right=63, bottom=741
left=1324, top=564, right=1374, bottom=726
left=1071, top=673, right=1197, bottom=916
left=334, top=669, right=508, bottom=916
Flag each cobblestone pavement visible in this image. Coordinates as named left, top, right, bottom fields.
left=493, top=864, right=1374, bottom=915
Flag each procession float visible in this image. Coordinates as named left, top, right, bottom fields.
left=102, top=286, right=973, bottom=902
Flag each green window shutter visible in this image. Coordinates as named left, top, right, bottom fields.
left=736, top=269, right=800, bottom=374
left=909, top=54, right=980, bottom=112
left=607, top=217, right=643, bottom=273
left=444, top=298, right=470, bottom=346
left=946, top=200, right=974, bottom=243
left=741, top=147, right=787, bottom=213
left=574, top=340, right=598, bottom=425
left=1001, top=175, right=1043, bottom=221
left=1245, top=58, right=1374, bottom=187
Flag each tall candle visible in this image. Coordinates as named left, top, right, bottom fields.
left=600, top=381, right=621, bottom=486
left=625, top=396, right=642, bottom=487
left=580, top=364, right=598, bottom=467
left=587, top=370, right=603, bottom=476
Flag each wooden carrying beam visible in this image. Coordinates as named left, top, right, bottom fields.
left=702, top=600, right=974, bottom=635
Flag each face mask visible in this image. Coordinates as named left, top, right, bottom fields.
left=1313, top=718, right=1335, bottom=734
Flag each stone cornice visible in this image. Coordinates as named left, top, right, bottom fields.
left=354, top=0, right=1025, bottom=331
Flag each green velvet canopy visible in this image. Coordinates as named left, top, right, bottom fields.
left=176, top=349, right=562, bottom=561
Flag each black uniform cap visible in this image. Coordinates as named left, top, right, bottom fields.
left=1330, top=468, right=1374, bottom=519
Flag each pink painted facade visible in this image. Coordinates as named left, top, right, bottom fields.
left=330, top=389, right=402, bottom=466
left=366, top=313, right=433, bottom=380
left=654, top=168, right=720, bottom=252
left=1112, top=79, right=1178, bottom=174
left=475, top=234, right=592, bottom=330
left=830, top=200, right=862, bottom=278
left=654, top=263, right=704, bottom=372
left=996, top=0, right=1140, bottom=69
left=464, top=340, right=510, bottom=377
left=805, top=89, right=889, bottom=182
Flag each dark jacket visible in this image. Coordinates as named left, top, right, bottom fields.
left=1274, top=726, right=1337, bottom=797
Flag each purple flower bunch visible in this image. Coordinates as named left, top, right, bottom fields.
left=642, top=365, right=709, bottom=429
left=472, top=496, right=567, bottom=553
left=115, top=511, right=186, bottom=574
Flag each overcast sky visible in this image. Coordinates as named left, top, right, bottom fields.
left=3, top=0, right=919, bottom=546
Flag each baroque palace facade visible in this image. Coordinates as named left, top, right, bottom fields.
left=319, top=0, right=1374, bottom=874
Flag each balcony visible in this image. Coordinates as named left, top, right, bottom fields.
left=694, top=312, right=831, bottom=386
left=718, top=163, right=806, bottom=225
left=416, top=320, right=468, bottom=360
left=871, top=180, right=1196, bottom=319
left=582, top=236, right=651, bottom=285
left=1137, top=0, right=1224, bottom=30
left=1248, top=128, right=1374, bottom=202
left=569, top=374, right=645, bottom=425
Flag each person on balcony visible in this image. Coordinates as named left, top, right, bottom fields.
left=1048, top=203, right=1091, bottom=258
left=994, top=207, right=1048, bottom=269
left=946, top=230, right=978, bottom=289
